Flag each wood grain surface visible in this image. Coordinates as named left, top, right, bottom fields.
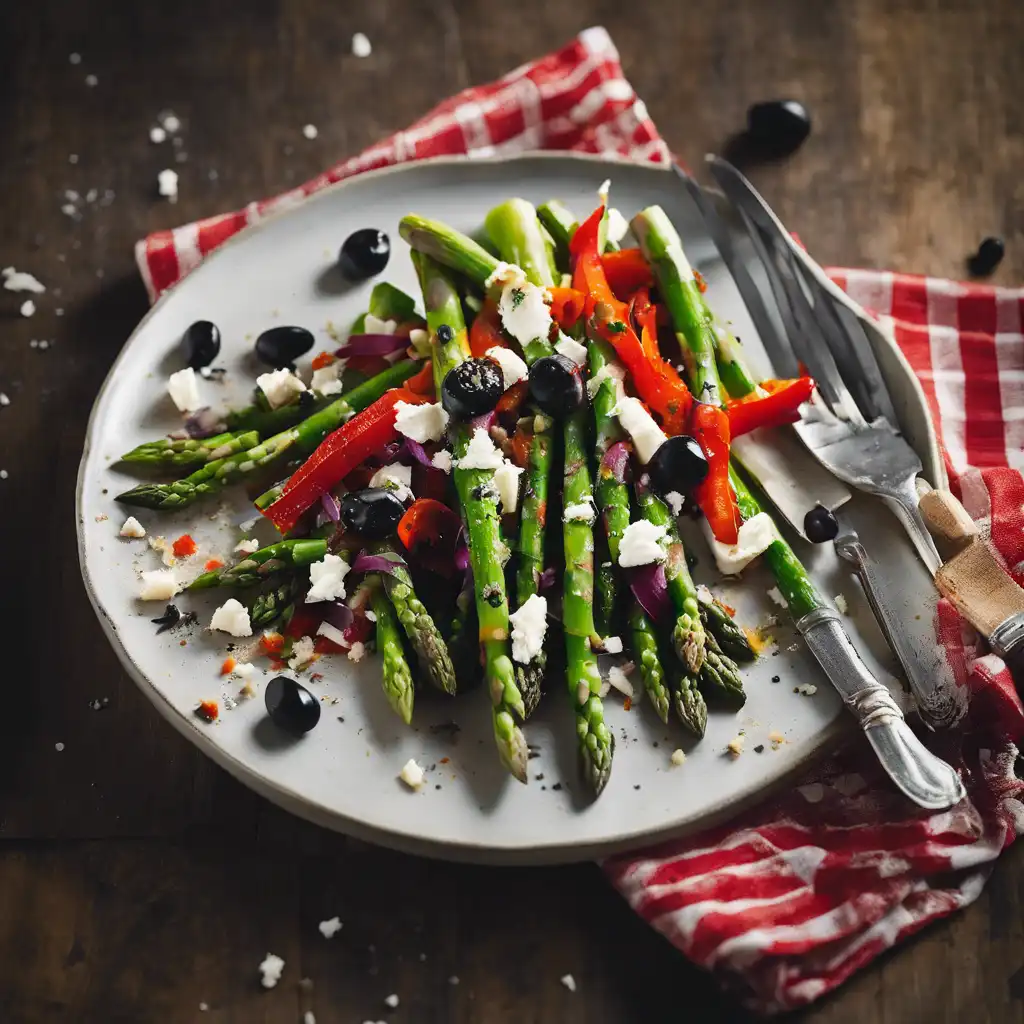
left=1, top=1, right=1022, bottom=1021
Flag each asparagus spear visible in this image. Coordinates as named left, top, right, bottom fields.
left=563, top=408, right=615, bottom=795
left=370, top=580, right=416, bottom=724
left=376, top=546, right=457, bottom=696
left=537, top=200, right=577, bottom=269
left=629, top=602, right=671, bottom=723
left=671, top=668, right=708, bottom=738
left=411, top=250, right=529, bottom=782
left=699, top=629, right=746, bottom=707
left=116, top=361, right=419, bottom=511
left=188, top=538, right=328, bottom=589
left=246, top=577, right=301, bottom=629
left=700, top=597, right=755, bottom=663
left=400, top=215, right=501, bottom=289
left=484, top=199, right=557, bottom=288
left=120, top=430, right=260, bottom=471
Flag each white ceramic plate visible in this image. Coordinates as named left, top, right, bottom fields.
left=77, top=154, right=947, bottom=864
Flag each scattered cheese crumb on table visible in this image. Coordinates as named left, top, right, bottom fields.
left=157, top=168, right=178, bottom=202
left=318, top=916, right=342, bottom=938
left=352, top=31, right=372, bottom=57
left=561, top=974, right=577, bottom=993
left=302, top=123, right=319, bottom=139
left=670, top=748, right=687, bottom=766
left=834, top=593, right=848, bottom=614
left=119, top=516, right=146, bottom=538
left=399, top=758, right=425, bottom=789
left=384, top=994, right=400, bottom=1008
left=150, top=126, right=166, bottom=143
left=726, top=735, right=745, bottom=757
left=258, top=952, right=285, bottom=989
left=20, top=299, right=35, bottom=317
left=55, top=742, right=65, bottom=752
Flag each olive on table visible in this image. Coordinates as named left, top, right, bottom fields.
left=265, top=676, right=321, bottom=735
left=255, top=326, right=315, bottom=369
left=804, top=503, right=839, bottom=544
left=745, top=99, right=811, bottom=157
left=181, top=320, right=221, bottom=369
left=648, top=435, right=709, bottom=495
left=340, top=487, right=406, bottom=539
left=441, top=358, right=504, bottom=419
left=339, top=228, right=391, bottom=280
left=967, top=236, right=1005, bottom=277
left=527, top=353, right=584, bottom=418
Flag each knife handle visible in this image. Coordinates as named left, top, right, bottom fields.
left=989, top=614, right=1024, bottom=693
left=795, top=607, right=965, bottom=809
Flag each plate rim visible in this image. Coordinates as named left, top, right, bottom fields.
left=77, top=151, right=932, bottom=865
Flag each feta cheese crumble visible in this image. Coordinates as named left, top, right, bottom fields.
left=430, top=450, right=452, bottom=474
left=157, top=168, right=178, bottom=202
left=20, top=299, right=35, bottom=317
left=456, top=427, right=504, bottom=470
left=602, top=635, right=623, bottom=654
left=585, top=361, right=624, bottom=398
left=310, top=360, right=344, bottom=395
left=318, top=916, right=343, bottom=939
left=563, top=499, right=596, bottom=523
left=484, top=346, right=529, bottom=389
left=259, top=953, right=285, bottom=989
left=139, top=569, right=180, bottom=601
left=368, top=463, right=413, bottom=502
left=617, top=520, right=668, bottom=567
left=606, top=207, right=630, bottom=245
left=209, top=598, right=252, bottom=637
left=664, top=491, right=685, bottom=517
left=119, top=516, right=146, bottom=538
left=561, top=974, right=577, bottom=993
left=394, top=400, right=448, bottom=443
left=257, top=368, right=306, bottom=409
left=302, top=124, right=318, bottom=140
left=493, top=460, right=523, bottom=514
left=607, top=665, right=633, bottom=697
left=834, top=594, right=849, bottom=614
left=612, top=394, right=667, bottom=464
left=351, top=32, right=372, bottom=57
left=149, top=126, right=167, bottom=143
left=486, top=263, right=553, bottom=347
left=796, top=683, right=818, bottom=696
left=695, top=584, right=714, bottom=605
left=384, top=995, right=400, bottom=1009
left=347, top=641, right=366, bottom=663
left=399, top=758, right=425, bottom=789
left=2, top=267, right=45, bottom=293
left=363, top=313, right=397, bottom=335
left=316, top=621, right=348, bottom=647
left=509, top=593, right=548, bottom=664
left=670, top=748, right=687, bottom=766
left=289, top=635, right=316, bottom=669
left=703, top=511, right=779, bottom=576
left=167, top=367, right=201, bottom=412
left=554, top=333, right=588, bottom=367
left=306, top=553, right=350, bottom=603
left=234, top=538, right=260, bottom=554
left=408, top=327, right=429, bottom=356
left=0, top=393, right=9, bottom=406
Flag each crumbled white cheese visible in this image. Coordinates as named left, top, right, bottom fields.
left=351, top=31, right=372, bottom=57
left=834, top=594, right=849, bottom=615
left=161, top=111, right=181, bottom=132
left=289, top=635, right=316, bottom=670
left=617, top=520, right=668, bottom=567
left=311, top=361, right=344, bottom=395
left=257, top=368, right=306, bottom=409
left=150, top=126, right=166, bottom=144
left=598, top=178, right=611, bottom=204
left=306, top=553, right=350, bottom=603
left=167, top=367, right=201, bottom=412
left=119, top=516, right=146, bottom=538
left=484, top=346, right=529, bottom=389
left=84, top=73, right=98, bottom=87
left=509, top=594, right=548, bottom=664
left=234, top=538, right=260, bottom=554
left=302, top=124, right=318, bottom=140
left=2, top=267, right=45, bottom=294
left=585, top=362, right=624, bottom=399
left=0, top=393, right=8, bottom=406
left=408, top=327, right=430, bottom=356
left=563, top=498, right=596, bottom=523
left=394, top=400, right=448, bottom=443
left=607, top=665, right=633, bottom=698
left=318, top=916, right=343, bottom=938
left=766, top=586, right=787, bottom=608
left=368, top=463, right=413, bottom=502
left=727, top=735, right=745, bottom=757
left=796, top=683, right=818, bottom=696
left=561, top=974, right=578, bottom=993
left=399, top=759, right=425, bottom=789
left=157, top=168, right=178, bottom=202
left=384, top=995, right=400, bottom=1009
left=606, top=207, right=630, bottom=245
left=348, top=640, right=366, bottom=662
left=664, top=491, right=685, bottom=517
left=603, top=636, right=623, bottom=654
left=554, top=333, right=588, bottom=367
left=363, top=313, right=397, bottom=335
left=365, top=609, right=377, bottom=623
left=259, top=953, right=285, bottom=989
left=612, top=394, right=667, bottom=464
left=670, top=748, right=687, bottom=766
left=139, top=569, right=180, bottom=601
left=703, top=512, right=779, bottom=576
left=695, top=584, right=714, bottom=605
left=316, top=620, right=348, bottom=646
left=210, top=598, right=252, bottom=637
left=148, top=534, right=176, bottom=566
left=430, top=450, right=452, bottom=474
left=233, top=662, right=258, bottom=682
left=20, top=299, right=35, bottom=317
left=493, top=460, right=523, bottom=514
left=487, top=263, right=553, bottom=347
left=457, top=427, right=504, bottom=470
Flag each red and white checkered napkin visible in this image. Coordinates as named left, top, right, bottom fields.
left=136, top=27, right=1024, bottom=1016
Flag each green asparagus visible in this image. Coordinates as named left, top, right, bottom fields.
left=370, top=581, right=416, bottom=724
left=629, top=601, right=671, bottom=723
left=700, top=597, right=755, bottom=663
left=698, top=629, right=746, bottom=706
left=120, top=430, right=260, bottom=471
left=400, top=214, right=501, bottom=290
left=670, top=668, right=708, bottom=738
left=246, top=577, right=301, bottom=629
left=412, top=250, right=529, bottom=782
left=188, top=538, right=328, bottom=590
left=537, top=200, right=578, bottom=269
left=484, top=199, right=557, bottom=288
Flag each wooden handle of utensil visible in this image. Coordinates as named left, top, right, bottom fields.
left=918, top=489, right=978, bottom=561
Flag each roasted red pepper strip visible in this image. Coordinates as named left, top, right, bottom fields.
left=572, top=207, right=693, bottom=434
left=469, top=297, right=507, bottom=358
left=547, top=287, right=586, bottom=331
left=397, top=498, right=464, bottom=577
left=601, top=248, right=655, bottom=299
left=725, top=376, right=816, bottom=437
left=691, top=402, right=741, bottom=544
left=263, top=376, right=432, bottom=534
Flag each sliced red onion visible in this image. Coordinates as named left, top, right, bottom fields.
left=177, top=407, right=226, bottom=439
left=469, top=411, right=497, bottom=433
left=538, top=567, right=557, bottom=593
left=402, top=437, right=435, bottom=468
left=351, top=552, right=408, bottom=577
left=629, top=563, right=669, bottom=623
left=336, top=333, right=409, bottom=357
left=454, top=536, right=470, bottom=573
left=600, top=441, right=632, bottom=484
left=320, top=493, right=340, bottom=522
left=320, top=601, right=354, bottom=632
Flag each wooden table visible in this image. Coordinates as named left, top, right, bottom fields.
left=2, top=2, right=1022, bottom=1021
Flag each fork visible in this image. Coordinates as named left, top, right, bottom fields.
left=705, top=156, right=943, bottom=575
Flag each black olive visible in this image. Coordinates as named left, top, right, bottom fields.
left=967, top=236, right=1005, bottom=277
left=181, top=320, right=221, bottom=369
left=340, top=487, right=406, bottom=539
left=339, top=229, right=390, bottom=280
left=255, top=326, right=315, bottom=369
left=804, top=503, right=839, bottom=543
left=527, top=353, right=585, bottom=418
left=441, top=358, right=504, bottom=419
left=746, top=100, right=811, bottom=157
left=647, top=435, right=709, bottom=495
left=265, top=676, right=321, bottom=735
left=151, top=603, right=181, bottom=634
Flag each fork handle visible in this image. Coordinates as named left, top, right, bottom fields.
left=880, top=479, right=942, bottom=575
left=795, top=607, right=965, bottom=809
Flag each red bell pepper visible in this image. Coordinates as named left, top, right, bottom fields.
left=691, top=402, right=741, bottom=545
left=469, top=298, right=507, bottom=358
left=263, top=372, right=433, bottom=534
left=495, top=379, right=528, bottom=416
left=725, top=376, right=815, bottom=437
left=601, top=248, right=655, bottom=299
left=547, top=287, right=586, bottom=331
left=571, top=206, right=693, bottom=434
left=397, top=498, right=464, bottom=577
